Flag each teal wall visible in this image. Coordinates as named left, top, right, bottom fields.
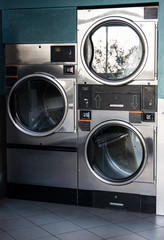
left=0, top=0, right=159, bottom=9
left=2, top=8, right=77, bottom=44
left=1, top=0, right=164, bottom=98
left=0, top=10, right=4, bottom=96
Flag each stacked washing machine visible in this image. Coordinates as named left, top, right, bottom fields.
left=77, top=6, right=158, bottom=212
left=6, top=44, right=78, bottom=204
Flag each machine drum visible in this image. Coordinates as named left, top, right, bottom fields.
left=8, top=74, right=67, bottom=137
left=86, top=121, right=147, bottom=185
left=81, top=17, right=148, bottom=86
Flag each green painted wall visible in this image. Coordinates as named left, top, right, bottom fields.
left=2, top=8, right=77, bottom=44
left=0, top=10, right=4, bottom=96
left=0, top=0, right=159, bottom=9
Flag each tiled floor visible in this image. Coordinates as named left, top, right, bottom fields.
left=0, top=198, right=164, bottom=240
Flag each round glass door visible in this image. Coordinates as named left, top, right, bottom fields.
left=85, top=120, right=147, bottom=185
left=8, top=73, right=67, bottom=137
left=81, top=17, right=148, bottom=85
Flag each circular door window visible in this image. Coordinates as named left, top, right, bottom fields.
left=7, top=73, right=67, bottom=137
left=81, top=17, right=148, bottom=85
left=85, top=120, right=147, bottom=185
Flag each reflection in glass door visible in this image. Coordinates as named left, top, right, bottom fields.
left=85, top=121, right=147, bottom=185
left=91, top=25, right=142, bottom=78
left=82, top=18, right=147, bottom=85
left=8, top=74, right=67, bottom=136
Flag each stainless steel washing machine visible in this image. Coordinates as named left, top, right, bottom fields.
left=78, top=84, right=157, bottom=212
left=5, top=44, right=78, bottom=204
left=78, top=6, right=158, bottom=86
left=77, top=6, right=158, bottom=213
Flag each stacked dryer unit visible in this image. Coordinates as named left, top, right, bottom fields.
left=6, top=44, right=77, bottom=204
left=77, top=6, right=158, bottom=212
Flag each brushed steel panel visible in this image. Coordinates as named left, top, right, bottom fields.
left=5, top=43, right=77, bottom=65
left=7, top=148, right=77, bottom=188
left=5, top=45, right=77, bottom=145
left=157, top=99, right=164, bottom=214
left=77, top=7, right=158, bottom=85
left=78, top=110, right=157, bottom=196
left=6, top=76, right=77, bottom=144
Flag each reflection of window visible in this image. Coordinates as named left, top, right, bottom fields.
left=10, top=78, right=65, bottom=132
left=87, top=125, right=144, bottom=182
left=91, top=24, right=143, bottom=79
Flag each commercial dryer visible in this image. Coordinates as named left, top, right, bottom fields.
left=78, top=84, right=157, bottom=213
left=6, top=44, right=78, bottom=204
left=77, top=6, right=158, bottom=213
left=78, top=6, right=158, bottom=86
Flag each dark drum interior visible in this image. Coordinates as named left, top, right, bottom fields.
left=87, top=124, right=145, bottom=183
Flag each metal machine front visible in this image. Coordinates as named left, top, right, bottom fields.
left=85, top=120, right=147, bottom=185
left=6, top=43, right=77, bottom=145
left=78, top=6, right=158, bottom=86
left=7, top=73, right=73, bottom=137
left=78, top=84, right=157, bottom=195
left=6, top=44, right=78, bottom=196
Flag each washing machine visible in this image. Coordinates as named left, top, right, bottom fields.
left=77, top=6, right=158, bottom=212
left=78, top=84, right=157, bottom=212
left=78, top=6, right=158, bottom=86
left=5, top=44, right=78, bottom=204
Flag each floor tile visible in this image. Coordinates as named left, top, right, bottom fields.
left=57, top=229, right=102, bottom=240
left=42, top=203, right=78, bottom=214
left=80, top=206, right=114, bottom=217
left=88, top=223, right=131, bottom=239
left=8, top=226, right=51, bottom=240
left=70, top=215, right=109, bottom=228
left=56, top=208, right=92, bottom=220
left=10, top=205, right=50, bottom=217
left=35, top=236, right=59, bottom=240
left=0, top=198, right=36, bottom=210
left=1, top=198, right=164, bottom=240
left=0, top=231, right=15, bottom=240
left=0, top=207, right=19, bottom=220
left=101, top=210, right=139, bottom=223
left=145, top=215, right=164, bottom=226
left=138, top=227, right=164, bottom=240
left=118, top=218, right=159, bottom=233
left=26, top=213, right=64, bottom=225
left=130, top=211, right=156, bottom=219
left=108, top=233, right=147, bottom=240
left=41, top=220, right=81, bottom=235
left=0, top=216, right=34, bottom=231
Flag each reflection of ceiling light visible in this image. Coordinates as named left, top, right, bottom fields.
left=92, top=26, right=141, bottom=51
left=91, top=25, right=142, bottom=77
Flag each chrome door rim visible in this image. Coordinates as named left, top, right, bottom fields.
left=81, top=16, right=148, bottom=86
left=85, top=120, right=147, bottom=185
left=7, top=73, right=68, bottom=137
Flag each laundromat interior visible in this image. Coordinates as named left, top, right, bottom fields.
left=1, top=0, right=164, bottom=239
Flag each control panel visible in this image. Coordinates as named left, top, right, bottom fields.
left=5, top=44, right=77, bottom=90
left=51, top=45, right=75, bottom=62
left=78, top=84, right=157, bottom=124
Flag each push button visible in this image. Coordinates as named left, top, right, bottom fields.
left=80, top=111, right=91, bottom=120
left=143, top=113, right=155, bottom=122
left=64, top=65, right=75, bottom=75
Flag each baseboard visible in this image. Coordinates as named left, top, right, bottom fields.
left=78, top=189, right=156, bottom=213
left=7, top=183, right=77, bottom=205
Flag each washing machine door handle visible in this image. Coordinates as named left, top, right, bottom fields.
left=83, top=36, right=94, bottom=68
